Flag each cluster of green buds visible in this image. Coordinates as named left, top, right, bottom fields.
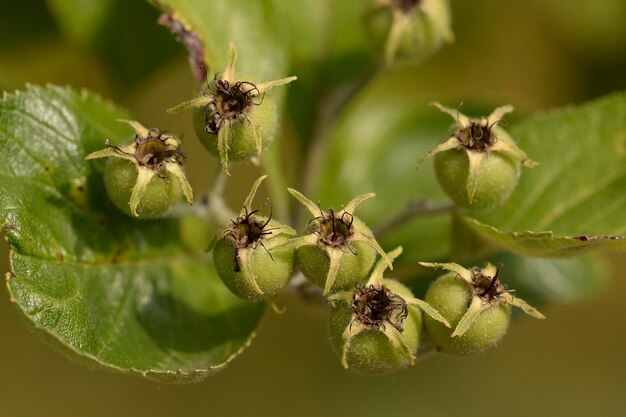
left=420, top=261, right=545, bottom=355
left=85, top=120, right=193, bottom=218
left=169, top=42, right=297, bottom=175
left=417, top=103, right=538, bottom=209
left=365, top=0, right=454, bottom=64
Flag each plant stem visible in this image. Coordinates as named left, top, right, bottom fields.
left=375, top=199, right=456, bottom=239
left=260, top=143, right=290, bottom=223
left=204, top=165, right=236, bottom=225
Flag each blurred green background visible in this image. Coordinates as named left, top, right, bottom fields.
left=1, top=1, right=625, bottom=416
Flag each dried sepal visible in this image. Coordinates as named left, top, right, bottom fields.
left=419, top=261, right=473, bottom=282
left=287, top=187, right=319, bottom=217
left=420, top=102, right=538, bottom=166
left=242, top=175, right=268, bottom=215
left=237, top=248, right=264, bottom=296
left=404, top=295, right=450, bottom=327
left=324, top=249, right=344, bottom=296
left=129, top=168, right=157, bottom=217
left=451, top=296, right=491, bottom=337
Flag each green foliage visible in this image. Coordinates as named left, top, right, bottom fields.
left=1, top=0, right=625, bottom=381
left=0, top=85, right=265, bottom=381
left=464, top=93, right=626, bottom=257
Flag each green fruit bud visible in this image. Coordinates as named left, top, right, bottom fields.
left=420, top=262, right=545, bottom=355
left=104, top=157, right=182, bottom=218
left=328, top=247, right=449, bottom=374
left=364, top=0, right=454, bottom=65
left=329, top=280, right=421, bottom=375
left=210, top=176, right=297, bottom=301
left=169, top=42, right=296, bottom=175
left=424, top=272, right=510, bottom=355
left=434, top=149, right=520, bottom=209
left=85, top=120, right=193, bottom=218
left=417, top=103, right=538, bottom=209
left=277, top=189, right=391, bottom=295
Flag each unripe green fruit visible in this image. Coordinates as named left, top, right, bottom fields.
left=424, top=272, right=510, bottom=355
left=364, top=0, right=453, bottom=64
left=297, top=217, right=376, bottom=293
left=104, top=158, right=181, bottom=218
left=329, top=280, right=422, bottom=375
left=434, top=150, right=520, bottom=209
left=213, top=217, right=296, bottom=301
left=192, top=97, right=278, bottom=161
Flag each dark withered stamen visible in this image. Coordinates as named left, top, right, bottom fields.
left=222, top=206, right=275, bottom=272
left=202, top=74, right=264, bottom=135
left=350, top=284, right=408, bottom=333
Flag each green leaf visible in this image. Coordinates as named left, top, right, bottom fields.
left=0, top=85, right=265, bottom=382
left=464, top=92, right=626, bottom=257
left=153, top=0, right=289, bottom=82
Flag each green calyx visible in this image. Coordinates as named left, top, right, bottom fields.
left=328, top=247, right=449, bottom=374
left=210, top=176, right=296, bottom=301
left=169, top=42, right=297, bottom=175
left=417, top=102, right=538, bottom=208
left=85, top=119, right=193, bottom=217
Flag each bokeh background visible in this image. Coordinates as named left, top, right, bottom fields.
left=1, top=1, right=626, bottom=416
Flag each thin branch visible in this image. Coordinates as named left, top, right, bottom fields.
left=375, top=199, right=456, bottom=239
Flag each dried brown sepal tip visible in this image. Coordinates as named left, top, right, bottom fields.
left=85, top=120, right=193, bottom=217
left=168, top=42, right=296, bottom=175
left=419, top=261, right=545, bottom=337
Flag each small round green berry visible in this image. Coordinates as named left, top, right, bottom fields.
left=424, top=272, right=510, bottom=355
left=434, top=150, right=520, bottom=209
left=104, top=157, right=182, bottom=218
left=85, top=120, right=193, bottom=218
left=213, top=214, right=296, bottom=301
left=329, top=279, right=422, bottom=375
left=282, top=189, right=391, bottom=295
left=417, top=103, right=537, bottom=210
left=210, top=175, right=296, bottom=301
